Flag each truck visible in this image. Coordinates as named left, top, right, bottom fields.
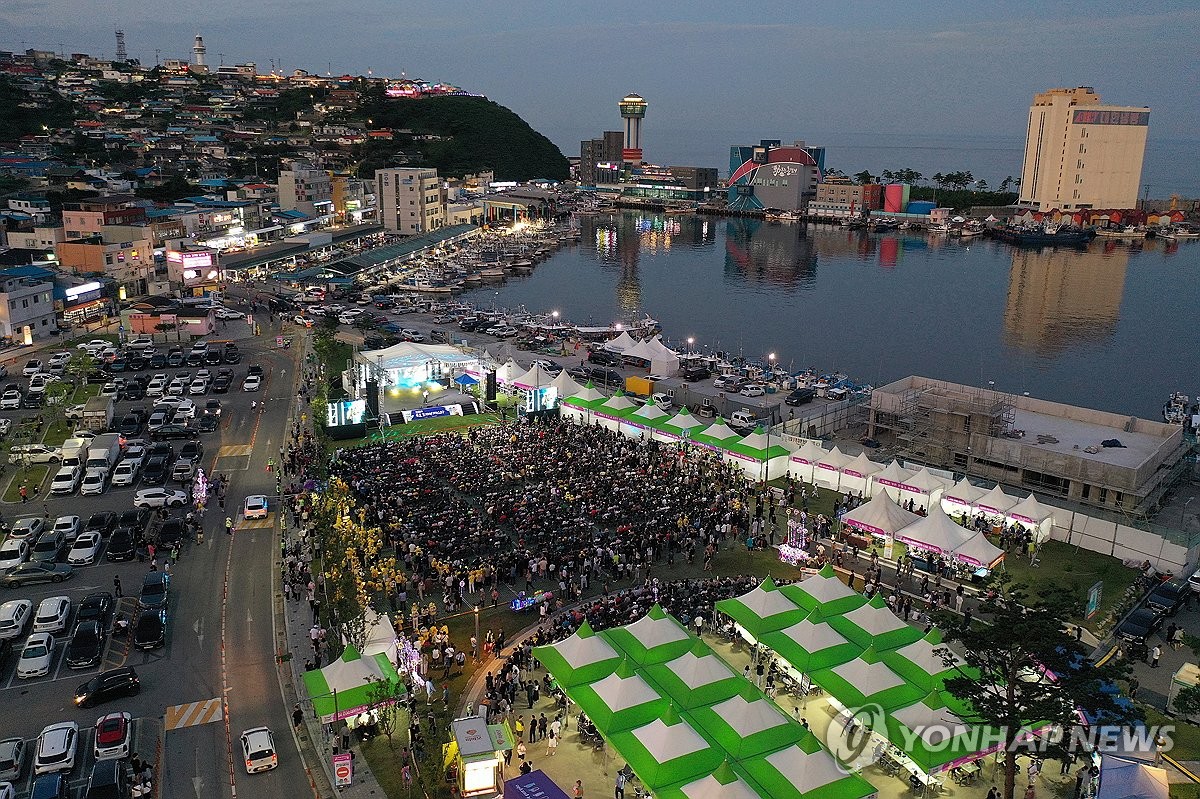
left=81, top=396, right=115, bottom=432
left=60, top=437, right=91, bottom=470
left=625, top=375, right=654, bottom=399
left=84, top=432, right=122, bottom=478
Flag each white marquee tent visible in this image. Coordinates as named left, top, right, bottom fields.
left=871, top=461, right=917, bottom=500
left=894, top=506, right=974, bottom=556
left=1007, top=493, right=1055, bottom=541
left=511, top=363, right=557, bottom=391
left=841, top=493, right=922, bottom=542
left=595, top=392, right=638, bottom=432
left=839, top=452, right=883, bottom=497
left=788, top=440, right=829, bottom=484
left=604, top=330, right=640, bottom=353
left=814, top=447, right=853, bottom=490
left=898, top=468, right=951, bottom=512
left=941, top=478, right=986, bottom=515
left=550, top=369, right=585, bottom=398
left=974, top=484, right=1020, bottom=519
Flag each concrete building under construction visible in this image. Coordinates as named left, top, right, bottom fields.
left=867, top=376, right=1188, bottom=518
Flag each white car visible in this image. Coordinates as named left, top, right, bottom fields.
left=243, top=374, right=262, bottom=391
left=22, top=360, right=42, bottom=377
left=188, top=378, right=209, bottom=395
left=50, top=465, right=83, bottom=495
left=0, top=389, right=20, bottom=409
left=64, top=403, right=87, bottom=420
left=80, top=470, right=107, bottom=496
left=67, top=532, right=102, bottom=565
left=111, top=461, right=140, bottom=487
left=127, top=337, right=155, bottom=350
left=0, top=538, right=29, bottom=571
left=34, top=721, right=78, bottom=775
left=99, top=383, right=120, bottom=399
left=244, top=495, right=268, bottom=520
left=167, top=379, right=187, bottom=397
left=146, top=381, right=166, bottom=399
left=133, top=488, right=188, bottom=508
left=17, top=632, right=56, bottom=678
left=240, top=727, right=277, bottom=773
left=740, top=384, right=766, bottom=397
left=48, top=351, right=72, bottom=366
left=215, top=308, right=245, bottom=320
left=0, top=599, right=32, bottom=641
left=93, top=712, right=132, bottom=761
left=33, top=596, right=71, bottom=634
left=52, top=516, right=81, bottom=543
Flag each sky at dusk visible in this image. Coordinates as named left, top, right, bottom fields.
left=3, top=0, right=1198, bottom=170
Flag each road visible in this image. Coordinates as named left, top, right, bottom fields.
left=0, top=320, right=310, bottom=799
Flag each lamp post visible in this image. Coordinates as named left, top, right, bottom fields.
left=687, top=336, right=694, bottom=356
left=474, top=604, right=480, bottom=661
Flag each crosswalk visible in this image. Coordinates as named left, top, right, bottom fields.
left=217, top=444, right=254, bottom=457
left=165, top=697, right=224, bottom=731
left=239, top=512, right=275, bottom=530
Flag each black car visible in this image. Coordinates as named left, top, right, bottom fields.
left=247, top=364, right=264, bottom=377
left=212, top=374, right=231, bottom=393
left=784, top=387, right=816, bottom=406
left=65, top=620, right=105, bottom=669
left=179, top=441, right=204, bottom=462
left=681, top=365, right=711, bottom=382
left=1147, top=577, right=1189, bottom=616
left=121, top=383, right=145, bottom=401
left=198, top=415, right=219, bottom=433
left=158, top=518, right=184, bottom=547
left=118, top=414, right=143, bottom=435
left=105, top=529, right=137, bottom=562
left=152, top=424, right=198, bottom=441
left=76, top=592, right=114, bottom=629
left=142, top=454, right=169, bottom=485
left=149, top=353, right=167, bottom=369
left=126, top=355, right=147, bottom=372
left=587, top=349, right=624, bottom=367
left=119, top=507, right=152, bottom=532
left=166, top=350, right=185, bottom=367
left=29, top=773, right=69, bottom=799
left=84, top=759, right=126, bottom=799
left=139, top=571, right=170, bottom=610
left=21, top=392, right=44, bottom=409
left=186, top=352, right=205, bottom=367
left=589, top=367, right=624, bottom=387
left=566, top=365, right=591, bottom=382
left=75, top=667, right=140, bottom=708
left=85, top=512, right=118, bottom=537
left=1115, top=606, right=1164, bottom=645
left=459, top=317, right=481, bottom=331
left=108, top=358, right=126, bottom=373
left=204, top=400, right=222, bottom=417
left=132, top=609, right=165, bottom=651
left=205, top=349, right=224, bottom=365
left=222, top=348, right=242, bottom=364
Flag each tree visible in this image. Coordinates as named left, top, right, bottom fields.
left=852, top=170, right=876, bottom=185
left=932, top=172, right=947, bottom=189
left=365, top=675, right=408, bottom=746
left=64, top=351, right=96, bottom=387
left=937, top=587, right=1137, bottom=799
left=975, top=179, right=989, bottom=192
left=1174, top=684, right=1200, bottom=718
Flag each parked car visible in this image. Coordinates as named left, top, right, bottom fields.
left=1147, top=577, right=1189, bottom=616
left=33, top=722, right=78, bottom=775
left=784, top=387, right=816, bottom=406
left=0, top=599, right=33, bottom=641
left=740, top=384, right=766, bottom=397
left=587, top=349, right=624, bottom=367
left=133, top=488, right=188, bottom=508
left=0, top=736, right=26, bottom=782
left=1115, top=606, right=1164, bottom=645
left=75, top=592, right=113, bottom=630
left=242, top=374, right=262, bottom=391
left=32, top=596, right=71, bottom=634
left=65, top=621, right=105, bottom=669
left=74, top=668, right=140, bottom=708
left=132, top=609, right=165, bottom=651
left=92, top=712, right=132, bottom=760
left=67, top=532, right=103, bottom=565
left=17, top=632, right=56, bottom=678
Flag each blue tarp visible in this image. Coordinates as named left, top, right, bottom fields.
left=453, top=374, right=479, bottom=386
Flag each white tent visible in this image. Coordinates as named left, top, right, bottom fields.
left=871, top=460, right=917, bottom=500
left=788, top=440, right=828, bottom=484
left=629, top=400, right=671, bottom=423
left=1007, top=493, right=1055, bottom=542
left=951, top=531, right=1005, bottom=569
left=894, top=506, right=973, bottom=555
left=511, top=363, right=557, bottom=390
left=791, top=570, right=859, bottom=606
left=841, top=493, right=922, bottom=541
left=550, top=369, right=585, bottom=398
left=654, top=408, right=708, bottom=443
left=679, top=774, right=759, bottom=799
left=830, top=658, right=907, bottom=696
left=592, top=672, right=662, bottom=714
left=759, top=745, right=850, bottom=795
left=940, top=477, right=986, bottom=516
left=711, top=694, right=790, bottom=740
left=624, top=613, right=691, bottom=650
left=898, top=467, right=951, bottom=512
left=604, top=330, right=640, bottom=353
left=625, top=400, right=670, bottom=438
left=622, top=338, right=658, bottom=363
left=494, top=359, right=522, bottom=385
left=814, top=446, right=852, bottom=489
left=697, top=419, right=740, bottom=442
left=596, top=392, right=637, bottom=432
left=554, top=627, right=620, bottom=670
left=842, top=603, right=910, bottom=638
left=663, top=650, right=737, bottom=692
left=350, top=609, right=398, bottom=664
left=1097, top=756, right=1169, bottom=799
left=642, top=335, right=681, bottom=375
left=840, top=452, right=883, bottom=497
left=974, top=484, right=1019, bottom=518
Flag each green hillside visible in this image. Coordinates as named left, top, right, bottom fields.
left=357, top=92, right=569, bottom=182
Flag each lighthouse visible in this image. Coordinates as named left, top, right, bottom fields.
left=619, top=93, right=647, bottom=166
left=192, top=35, right=208, bottom=73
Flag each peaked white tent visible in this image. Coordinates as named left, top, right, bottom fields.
left=871, top=460, right=917, bottom=500
left=788, top=440, right=828, bottom=483
left=1007, top=493, right=1055, bottom=541
left=814, top=446, right=852, bottom=489
left=626, top=400, right=671, bottom=437
left=840, top=452, right=883, bottom=496
left=595, top=392, right=637, bottom=431
left=511, top=363, right=557, bottom=390
left=604, top=330, right=640, bottom=353
left=950, top=531, right=1005, bottom=569
left=494, top=359, right=522, bottom=385
left=622, top=338, right=658, bottom=363
left=642, top=335, right=681, bottom=375
left=898, top=467, right=951, bottom=512
left=655, top=408, right=708, bottom=442
left=974, top=484, right=1019, bottom=518
left=941, top=477, right=986, bottom=516
left=350, top=609, right=399, bottom=664
left=550, top=369, right=585, bottom=398
left=841, top=492, right=922, bottom=541
left=894, top=506, right=973, bottom=555
left=1097, top=756, right=1169, bottom=799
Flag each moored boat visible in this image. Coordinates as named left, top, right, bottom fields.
left=987, top=223, right=1097, bottom=247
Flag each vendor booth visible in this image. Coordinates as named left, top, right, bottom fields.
left=897, top=468, right=951, bottom=513
left=624, top=399, right=671, bottom=439
left=692, top=418, right=741, bottom=451
left=973, top=484, right=1019, bottom=520
left=655, top=408, right=708, bottom=442
left=840, top=452, right=883, bottom=497
left=715, top=577, right=807, bottom=644
left=788, top=440, right=828, bottom=484
left=560, top=382, right=607, bottom=424
left=449, top=716, right=512, bottom=798
left=894, top=507, right=973, bottom=558
left=940, top=478, right=986, bottom=517
left=814, top=447, right=853, bottom=490
left=871, top=461, right=917, bottom=501
left=724, top=427, right=793, bottom=481
left=840, top=493, right=922, bottom=549
left=301, top=645, right=403, bottom=724
left=1006, top=493, right=1055, bottom=542
left=595, top=392, right=638, bottom=432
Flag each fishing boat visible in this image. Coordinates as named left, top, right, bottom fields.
left=1163, top=392, right=1190, bottom=425
left=1095, top=225, right=1146, bottom=240
left=987, top=223, right=1097, bottom=247
left=959, top=220, right=985, bottom=238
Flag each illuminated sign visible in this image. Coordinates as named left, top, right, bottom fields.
left=1072, top=109, right=1149, bottom=126
left=167, top=250, right=215, bottom=268
left=326, top=399, right=367, bottom=427
left=399, top=405, right=464, bottom=423
left=65, top=281, right=102, bottom=300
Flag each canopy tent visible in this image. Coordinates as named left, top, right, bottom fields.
left=604, top=330, right=640, bottom=353
left=951, top=532, right=1005, bottom=569
left=484, top=342, right=521, bottom=365
left=595, top=392, right=639, bottom=432
left=1097, top=756, right=1170, bottom=799
left=657, top=771, right=761, bottom=799
left=810, top=651, right=926, bottom=711
left=974, top=484, right=1019, bottom=518
left=627, top=398, right=672, bottom=427
left=603, top=604, right=695, bottom=666
left=494, top=359, right=522, bottom=385
left=531, top=621, right=622, bottom=687
left=883, top=694, right=983, bottom=774
left=898, top=468, right=952, bottom=511
left=723, top=427, right=794, bottom=481
left=739, top=739, right=877, bottom=799
left=641, top=335, right=682, bottom=375
left=895, top=506, right=974, bottom=556
left=352, top=608, right=399, bottom=664
left=302, top=646, right=403, bottom=724
left=829, top=596, right=923, bottom=651
left=654, top=408, right=708, bottom=442
left=713, top=578, right=809, bottom=642
left=452, top=373, right=479, bottom=386
left=691, top=419, right=741, bottom=451
left=778, top=564, right=867, bottom=616
left=550, top=369, right=585, bottom=398
left=871, top=460, right=917, bottom=500
left=881, top=636, right=963, bottom=692
left=691, top=689, right=809, bottom=760
left=940, top=478, right=986, bottom=515
left=569, top=665, right=670, bottom=735
left=1007, top=493, right=1055, bottom=541
left=839, top=451, right=883, bottom=496
left=840, top=492, right=922, bottom=541
left=560, top=386, right=608, bottom=424
left=814, top=446, right=853, bottom=489
left=622, top=338, right=658, bottom=363
left=642, top=644, right=744, bottom=710
left=511, top=363, right=557, bottom=390
left=787, top=440, right=828, bottom=484
left=609, top=716, right=726, bottom=793
left=761, top=618, right=862, bottom=675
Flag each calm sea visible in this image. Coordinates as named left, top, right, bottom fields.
left=461, top=212, right=1200, bottom=419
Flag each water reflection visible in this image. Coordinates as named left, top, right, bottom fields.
left=1003, top=244, right=1130, bottom=356
left=723, top=218, right=817, bottom=288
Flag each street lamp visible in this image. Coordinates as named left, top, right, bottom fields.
left=474, top=604, right=481, bottom=661
left=687, top=336, right=694, bottom=356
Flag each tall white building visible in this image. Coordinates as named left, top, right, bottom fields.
left=191, top=35, right=208, bottom=74
left=375, top=168, right=444, bottom=234
left=1017, top=87, right=1149, bottom=212
left=278, top=161, right=333, bottom=218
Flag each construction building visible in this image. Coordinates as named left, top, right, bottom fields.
left=868, top=376, right=1187, bottom=518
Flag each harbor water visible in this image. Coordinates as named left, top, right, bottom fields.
left=460, top=212, right=1200, bottom=419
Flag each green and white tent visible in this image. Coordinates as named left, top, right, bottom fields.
left=642, top=641, right=744, bottom=710
left=531, top=620, right=622, bottom=688
left=778, top=564, right=867, bottom=616
left=569, top=661, right=670, bottom=735
left=609, top=715, right=727, bottom=793
left=560, top=381, right=608, bottom=419
left=654, top=408, right=708, bottom=441
left=594, top=391, right=639, bottom=432
left=301, top=646, right=403, bottom=724
left=691, top=418, right=741, bottom=451
left=739, top=736, right=878, bottom=799
left=760, top=618, right=862, bottom=674
left=881, top=634, right=964, bottom=692
left=882, top=692, right=983, bottom=774
left=713, top=577, right=809, bottom=642
left=828, top=594, right=923, bottom=651
left=808, top=646, right=926, bottom=711
left=691, top=686, right=809, bottom=760
left=655, top=767, right=762, bottom=799
left=603, top=604, right=695, bottom=666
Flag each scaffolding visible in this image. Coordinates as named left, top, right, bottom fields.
left=871, top=383, right=1014, bottom=466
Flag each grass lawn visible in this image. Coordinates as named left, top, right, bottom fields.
left=1000, top=539, right=1138, bottom=629
left=4, top=463, right=49, bottom=502
left=1145, top=707, right=1200, bottom=761
left=1171, top=785, right=1200, bottom=799
left=42, top=418, right=74, bottom=447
